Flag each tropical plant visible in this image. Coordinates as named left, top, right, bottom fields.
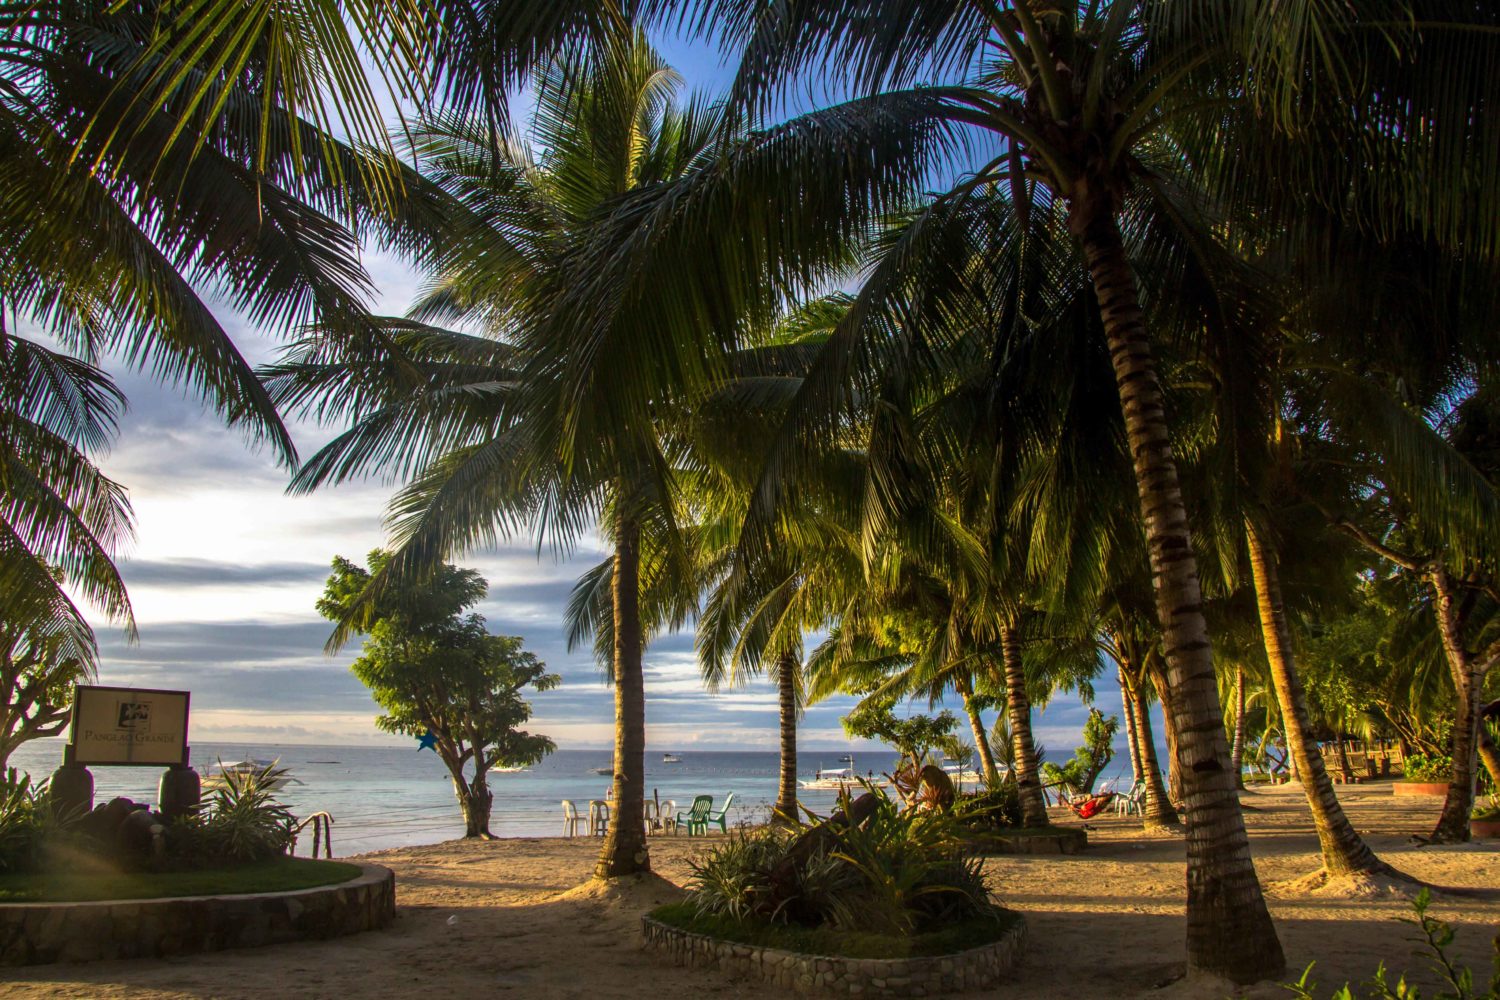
left=1404, top=755, right=1456, bottom=785
left=318, top=552, right=559, bottom=838
left=1285, top=890, right=1500, bottom=1000
left=684, top=791, right=994, bottom=936
left=193, top=762, right=295, bottom=864
left=1041, top=709, right=1118, bottom=797
left=0, top=770, right=49, bottom=873
left=0, top=600, right=92, bottom=771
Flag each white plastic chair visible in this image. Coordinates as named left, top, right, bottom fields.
left=562, top=799, right=582, bottom=837
left=660, top=799, right=677, bottom=834
left=588, top=799, right=610, bottom=836
left=1114, top=781, right=1146, bottom=817
left=644, top=799, right=660, bottom=833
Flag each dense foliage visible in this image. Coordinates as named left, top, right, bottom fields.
left=684, top=792, right=996, bottom=937
left=320, top=551, right=558, bottom=838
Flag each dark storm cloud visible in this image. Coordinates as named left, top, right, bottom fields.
left=121, top=558, right=332, bottom=587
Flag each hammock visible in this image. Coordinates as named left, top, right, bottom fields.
left=1063, top=791, right=1115, bottom=820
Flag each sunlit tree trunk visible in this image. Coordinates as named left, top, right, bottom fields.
left=1147, top=653, right=1185, bottom=807
left=1230, top=666, right=1247, bottom=791
left=1246, top=519, right=1393, bottom=877
left=1121, top=667, right=1143, bottom=785
left=960, top=679, right=1001, bottom=787
left=1428, top=569, right=1490, bottom=844
left=597, top=515, right=649, bottom=877
left=457, top=773, right=494, bottom=838
left=774, top=652, right=799, bottom=825
left=1081, top=212, right=1282, bottom=981
left=999, top=620, right=1048, bottom=827
left=1123, top=655, right=1179, bottom=831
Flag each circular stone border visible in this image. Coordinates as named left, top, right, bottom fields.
left=969, top=827, right=1087, bottom=855
left=642, top=912, right=1026, bottom=997
left=0, top=862, right=395, bottom=967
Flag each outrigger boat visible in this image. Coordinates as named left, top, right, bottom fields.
left=799, top=761, right=887, bottom=790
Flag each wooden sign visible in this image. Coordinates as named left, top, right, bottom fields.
left=67, top=685, right=190, bottom=766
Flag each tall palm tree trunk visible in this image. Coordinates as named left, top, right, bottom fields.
left=1124, top=661, right=1180, bottom=830
left=999, top=621, right=1048, bottom=827
left=961, top=682, right=1001, bottom=787
left=1428, top=569, right=1484, bottom=844
left=1079, top=212, right=1283, bottom=981
left=1246, top=519, right=1393, bottom=877
left=597, top=516, right=649, bottom=878
left=1147, top=654, right=1185, bottom=807
left=1230, top=666, right=1247, bottom=790
left=1120, top=668, right=1143, bottom=785
left=774, top=652, right=799, bottom=825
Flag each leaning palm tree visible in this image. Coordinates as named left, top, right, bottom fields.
left=266, top=26, right=772, bottom=879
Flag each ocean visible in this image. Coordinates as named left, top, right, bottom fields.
left=9, top=741, right=953, bottom=856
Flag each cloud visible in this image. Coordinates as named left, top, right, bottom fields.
left=121, top=558, right=333, bottom=587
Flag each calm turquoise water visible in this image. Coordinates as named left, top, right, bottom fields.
left=10, top=741, right=938, bottom=856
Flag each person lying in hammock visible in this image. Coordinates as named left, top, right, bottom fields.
left=1060, top=782, right=1116, bottom=820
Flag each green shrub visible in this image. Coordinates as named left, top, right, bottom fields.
left=1286, top=889, right=1498, bottom=999
left=684, top=790, right=997, bottom=937
left=952, top=786, right=1023, bottom=832
left=0, top=770, right=45, bottom=873
left=1473, top=798, right=1500, bottom=822
left=1404, top=754, right=1454, bottom=783
left=189, top=762, right=295, bottom=863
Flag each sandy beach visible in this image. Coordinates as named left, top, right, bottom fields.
left=4, top=784, right=1497, bottom=999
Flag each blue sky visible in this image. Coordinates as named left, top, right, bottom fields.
left=56, top=23, right=1130, bottom=757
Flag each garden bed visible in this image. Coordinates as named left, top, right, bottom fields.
left=965, top=825, right=1087, bottom=855
left=0, top=857, right=362, bottom=903
left=0, top=861, right=394, bottom=966
left=1393, top=782, right=1450, bottom=797
left=644, top=903, right=1026, bottom=996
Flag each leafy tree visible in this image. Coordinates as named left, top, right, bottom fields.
left=319, top=551, right=559, bottom=838
left=1041, top=709, right=1118, bottom=796
left=843, top=701, right=958, bottom=776
left=0, top=601, right=91, bottom=771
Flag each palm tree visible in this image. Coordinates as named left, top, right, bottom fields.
left=266, top=26, right=766, bottom=879
left=0, top=335, right=134, bottom=660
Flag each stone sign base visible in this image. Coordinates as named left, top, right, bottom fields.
left=0, top=863, right=394, bottom=966
left=642, top=913, right=1026, bottom=997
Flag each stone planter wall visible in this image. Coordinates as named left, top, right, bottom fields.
left=974, top=827, right=1087, bottom=855
left=1393, top=782, right=1450, bottom=797
left=641, top=913, right=1026, bottom=997
left=0, top=863, right=394, bottom=967
left=1472, top=818, right=1500, bottom=839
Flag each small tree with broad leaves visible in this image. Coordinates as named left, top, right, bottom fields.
left=320, top=552, right=559, bottom=838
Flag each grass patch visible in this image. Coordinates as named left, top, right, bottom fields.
left=0, top=857, right=363, bottom=903
left=649, top=900, right=1021, bottom=960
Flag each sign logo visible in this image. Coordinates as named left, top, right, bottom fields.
left=116, top=702, right=152, bottom=730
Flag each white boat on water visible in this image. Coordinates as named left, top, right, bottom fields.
left=201, top=758, right=303, bottom=791
left=799, top=763, right=886, bottom=790
left=661, top=753, right=682, bottom=763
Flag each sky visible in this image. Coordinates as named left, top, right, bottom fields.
left=47, top=22, right=1131, bottom=757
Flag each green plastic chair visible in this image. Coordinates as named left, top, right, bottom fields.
left=704, top=792, right=736, bottom=834
left=675, top=795, right=713, bottom=835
